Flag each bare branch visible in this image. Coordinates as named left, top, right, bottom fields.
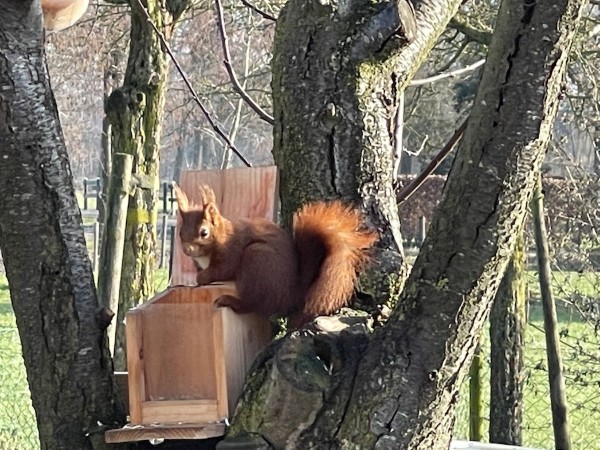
left=435, top=38, right=469, bottom=72
left=239, top=0, right=276, bottom=21
left=133, top=0, right=252, bottom=167
left=409, top=59, right=485, bottom=86
left=214, top=0, right=275, bottom=124
left=393, top=91, right=405, bottom=179
left=396, top=118, right=468, bottom=203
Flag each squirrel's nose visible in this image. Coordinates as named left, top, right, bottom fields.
left=182, top=243, right=199, bottom=255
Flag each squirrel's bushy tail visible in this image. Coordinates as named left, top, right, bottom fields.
left=293, top=201, right=377, bottom=321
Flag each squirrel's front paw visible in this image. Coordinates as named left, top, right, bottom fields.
left=214, top=295, right=251, bottom=314
left=214, top=296, right=232, bottom=308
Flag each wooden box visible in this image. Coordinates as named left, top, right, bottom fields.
left=126, top=284, right=271, bottom=426
left=106, top=166, right=277, bottom=443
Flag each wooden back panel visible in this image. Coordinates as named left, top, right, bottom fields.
left=171, top=166, right=279, bottom=286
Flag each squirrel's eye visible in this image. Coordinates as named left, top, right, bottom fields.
left=199, top=227, right=209, bottom=238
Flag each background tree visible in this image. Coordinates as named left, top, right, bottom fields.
left=105, top=0, right=195, bottom=368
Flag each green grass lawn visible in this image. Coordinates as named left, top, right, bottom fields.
left=0, top=269, right=170, bottom=450
left=1, top=271, right=599, bottom=449
left=0, top=277, right=38, bottom=449
left=453, top=312, right=600, bottom=449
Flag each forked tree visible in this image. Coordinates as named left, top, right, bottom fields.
left=224, top=0, right=586, bottom=448
left=0, top=0, right=586, bottom=450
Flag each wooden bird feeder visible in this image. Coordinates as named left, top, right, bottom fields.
left=105, top=166, right=277, bottom=443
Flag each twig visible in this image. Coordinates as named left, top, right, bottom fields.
left=133, top=0, right=252, bottom=167
left=393, top=91, right=405, bottom=179
left=221, top=34, right=251, bottom=169
left=409, top=59, right=486, bottom=86
left=239, top=0, right=276, bottom=21
left=397, top=118, right=468, bottom=203
left=214, top=0, right=275, bottom=125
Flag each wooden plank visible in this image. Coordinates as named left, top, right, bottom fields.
left=141, top=400, right=219, bottom=424
left=130, top=288, right=177, bottom=312
left=171, top=166, right=279, bottom=286
left=131, top=283, right=235, bottom=310
left=105, top=422, right=225, bottom=443
left=126, top=310, right=145, bottom=424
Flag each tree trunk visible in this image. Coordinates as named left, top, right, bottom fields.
left=489, top=231, right=526, bottom=445
left=271, top=0, right=454, bottom=308
left=0, top=1, right=126, bottom=449
left=225, top=0, right=585, bottom=448
left=106, top=0, right=190, bottom=369
left=272, top=0, right=420, bottom=245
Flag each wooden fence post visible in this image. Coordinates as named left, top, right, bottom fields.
left=160, top=214, right=168, bottom=268
left=83, top=177, right=89, bottom=210
left=532, top=175, right=571, bottom=450
left=162, top=181, right=168, bottom=214
left=469, top=342, right=483, bottom=441
left=97, top=153, right=134, bottom=355
left=168, top=224, right=175, bottom=280
left=93, top=221, right=100, bottom=273
left=418, top=215, right=427, bottom=246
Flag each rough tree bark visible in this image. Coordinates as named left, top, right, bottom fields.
left=0, top=1, right=125, bottom=449
left=272, top=0, right=420, bottom=247
left=271, top=0, right=460, bottom=309
left=106, top=0, right=191, bottom=369
left=223, top=0, right=585, bottom=449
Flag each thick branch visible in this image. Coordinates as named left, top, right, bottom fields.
left=448, top=14, right=493, bottom=45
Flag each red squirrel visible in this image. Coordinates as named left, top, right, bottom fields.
left=173, top=183, right=377, bottom=328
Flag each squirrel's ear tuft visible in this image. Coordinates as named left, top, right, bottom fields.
left=198, top=184, right=217, bottom=206
left=204, top=203, right=221, bottom=227
left=196, top=184, right=220, bottom=225
left=172, top=182, right=189, bottom=212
